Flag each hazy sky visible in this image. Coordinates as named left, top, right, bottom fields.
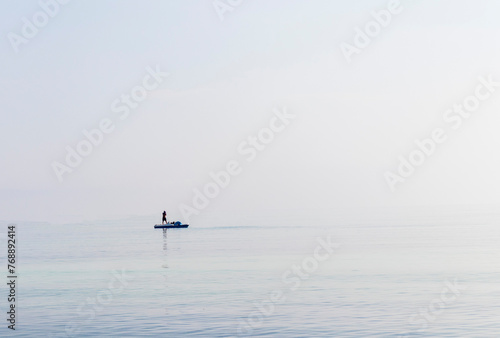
left=2, top=0, right=500, bottom=223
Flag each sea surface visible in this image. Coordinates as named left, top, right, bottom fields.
left=1, top=209, right=500, bottom=337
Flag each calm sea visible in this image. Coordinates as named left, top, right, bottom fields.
left=1, top=209, right=500, bottom=337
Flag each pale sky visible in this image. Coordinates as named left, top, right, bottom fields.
left=2, top=0, right=500, bottom=223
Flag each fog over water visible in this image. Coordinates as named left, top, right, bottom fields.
left=2, top=2, right=500, bottom=337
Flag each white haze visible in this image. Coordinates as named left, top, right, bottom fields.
left=2, top=0, right=500, bottom=223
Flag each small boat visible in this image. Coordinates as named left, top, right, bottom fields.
left=154, top=223, right=189, bottom=229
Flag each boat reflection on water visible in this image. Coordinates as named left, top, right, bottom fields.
left=162, top=229, right=168, bottom=268
left=157, top=224, right=188, bottom=269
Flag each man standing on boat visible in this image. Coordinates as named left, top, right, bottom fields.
left=162, top=211, right=167, bottom=224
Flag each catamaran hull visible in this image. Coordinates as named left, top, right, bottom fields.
left=154, top=224, right=189, bottom=229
